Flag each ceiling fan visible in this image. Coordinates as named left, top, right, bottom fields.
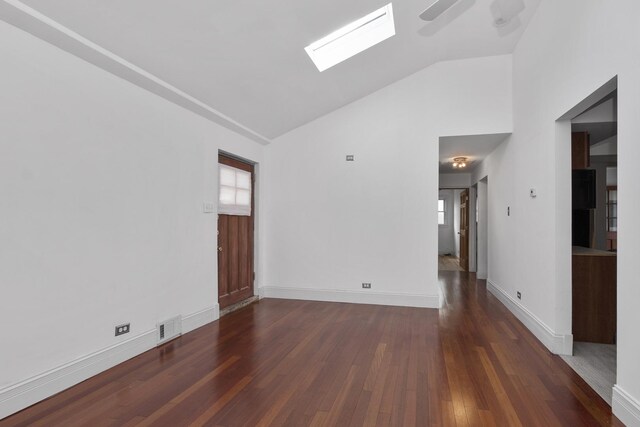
left=419, top=0, right=525, bottom=26
left=419, top=0, right=460, bottom=21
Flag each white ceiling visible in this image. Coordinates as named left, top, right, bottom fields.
left=16, top=0, right=540, bottom=140
left=439, top=133, right=510, bottom=173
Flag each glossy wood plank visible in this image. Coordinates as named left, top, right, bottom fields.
left=1, top=272, right=623, bottom=426
left=439, top=255, right=464, bottom=271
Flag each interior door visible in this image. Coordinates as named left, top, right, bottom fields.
left=459, top=189, right=469, bottom=271
left=218, top=154, right=254, bottom=309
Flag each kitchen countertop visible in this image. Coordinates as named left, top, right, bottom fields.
left=572, top=246, right=617, bottom=257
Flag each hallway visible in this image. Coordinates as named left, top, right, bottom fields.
left=438, top=255, right=465, bottom=272
left=2, top=272, right=620, bottom=426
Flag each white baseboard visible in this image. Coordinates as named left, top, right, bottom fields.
left=260, top=286, right=440, bottom=308
left=487, top=280, right=573, bottom=355
left=613, top=385, right=640, bottom=427
left=0, top=304, right=219, bottom=421
left=183, top=304, right=219, bottom=333
left=0, top=330, right=156, bottom=420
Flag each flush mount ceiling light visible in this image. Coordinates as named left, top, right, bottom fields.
left=304, top=3, right=395, bottom=72
left=452, top=157, right=468, bottom=168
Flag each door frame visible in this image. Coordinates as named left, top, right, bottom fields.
left=459, top=189, right=470, bottom=271
left=437, top=186, right=476, bottom=272
left=473, top=178, right=488, bottom=280
left=217, top=150, right=258, bottom=309
left=555, top=76, right=618, bottom=355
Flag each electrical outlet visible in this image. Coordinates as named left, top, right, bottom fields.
left=346, top=155, right=355, bottom=161
left=362, top=283, right=371, bottom=289
left=115, top=323, right=130, bottom=336
left=517, top=291, right=522, bottom=300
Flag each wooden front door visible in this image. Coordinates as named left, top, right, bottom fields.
left=218, top=154, right=254, bottom=309
left=459, top=189, right=469, bottom=271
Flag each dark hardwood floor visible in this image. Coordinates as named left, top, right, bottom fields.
left=2, top=272, right=622, bottom=426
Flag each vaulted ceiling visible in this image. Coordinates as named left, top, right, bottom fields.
left=16, top=0, right=540, bottom=140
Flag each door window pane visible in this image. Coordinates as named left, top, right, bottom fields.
left=219, top=164, right=252, bottom=216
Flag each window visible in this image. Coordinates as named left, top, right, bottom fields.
left=606, top=186, right=617, bottom=232
left=219, top=164, right=252, bottom=216
left=438, top=199, right=446, bottom=225
left=304, top=3, right=395, bottom=72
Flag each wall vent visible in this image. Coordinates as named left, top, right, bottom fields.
left=157, top=315, right=182, bottom=346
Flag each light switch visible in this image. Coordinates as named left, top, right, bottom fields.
left=202, top=202, right=215, bottom=213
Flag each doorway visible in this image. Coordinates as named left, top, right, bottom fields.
left=558, top=81, right=618, bottom=405
left=438, top=133, right=507, bottom=276
left=218, top=153, right=255, bottom=310
left=437, top=188, right=470, bottom=272
left=459, top=189, right=470, bottom=271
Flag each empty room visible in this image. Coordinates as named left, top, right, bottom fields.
left=1, top=0, right=640, bottom=426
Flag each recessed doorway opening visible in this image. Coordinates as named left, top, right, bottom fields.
left=438, top=133, right=508, bottom=275
left=556, top=77, right=618, bottom=405
left=437, top=188, right=470, bottom=272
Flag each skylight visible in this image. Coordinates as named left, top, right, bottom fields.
left=304, top=3, right=396, bottom=72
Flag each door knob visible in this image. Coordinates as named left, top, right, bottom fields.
left=218, top=247, right=223, bottom=252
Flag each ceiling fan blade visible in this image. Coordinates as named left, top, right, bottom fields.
left=419, top=0, right=460, bottom=21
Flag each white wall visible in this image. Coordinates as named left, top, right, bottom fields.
left=473, top=1, right=640, bottom=423
left=607, top=166, right=618, bottom=186
left=263, top=55, right=512, bottom=307
left=591, top=136, right=618, bottom=156
left=0, top=20, right=264, bottom=414
left=472, top=137, right=517, bottom=290
left=440, top=173, right=471, bottom=188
